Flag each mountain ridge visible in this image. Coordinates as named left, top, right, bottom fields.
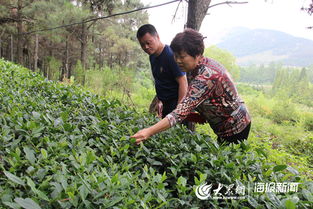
left=216, top=27, right=313, bottom=67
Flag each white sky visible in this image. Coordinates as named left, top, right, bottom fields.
left=141, top=0, right=313, bottom=46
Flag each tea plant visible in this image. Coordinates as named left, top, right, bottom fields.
left=0, top=59, right=312, bottom=208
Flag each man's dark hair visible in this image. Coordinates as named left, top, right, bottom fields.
left=170, top=28, right=204, bottom=58
left=137, top=24, right=158, bottom=39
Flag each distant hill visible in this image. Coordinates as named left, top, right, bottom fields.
left=216, top=27, right=313, bottom=67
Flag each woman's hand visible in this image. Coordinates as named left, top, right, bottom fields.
left=131, top=128, right=153, bottom=145
left=131, top=118, right=171, bottom=145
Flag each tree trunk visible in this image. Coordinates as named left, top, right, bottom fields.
left=43, top=59, right=47, bottom=78
left=34, top=34, right=38, bottom=71
left=5, top=37, right=10, bottom=60
left=24, top=42, right=30, bottom=68
left=98, top=42, right=102, bottom=68
left=17, top=0, right=23, bottom=64
left=0, top=38, right=2, bottom=58
left=109, top=53, right=113, bottom=69
left=10, top=35, right=14, bottom=62
left=63, top=36, right=69, bottom=79
left=81, top=22, right=87, bottom=85
left=186, top=0, right=211, bottom=31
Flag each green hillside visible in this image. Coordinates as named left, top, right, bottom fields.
left=0, top=59, right=312, bottom=208
left=217, top=28, right=313, bottom=67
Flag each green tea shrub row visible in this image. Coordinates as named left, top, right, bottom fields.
left=0, top=60, right=312, bottom=208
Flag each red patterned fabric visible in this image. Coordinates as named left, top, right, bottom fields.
left=166, top=57, right=251, bottom=138
left=185, top=112, right=206, bottom=124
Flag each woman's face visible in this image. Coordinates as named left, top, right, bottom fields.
left=174, top=51, right=202, bottom=72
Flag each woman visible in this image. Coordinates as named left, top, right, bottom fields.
left=132, top=29, right=251, bottom=144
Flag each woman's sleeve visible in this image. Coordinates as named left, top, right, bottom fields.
left=166, top=75, right=211, bottom=127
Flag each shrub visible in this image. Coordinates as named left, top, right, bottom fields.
left=245, top=93, right=273, bottom=117
left=303, top=112, right=313, bottom=131
left=0, top=59, right=312, bottom=209
left=73, top=60, right=85, bottom=85
left=271, top=100, right=299, bottom=124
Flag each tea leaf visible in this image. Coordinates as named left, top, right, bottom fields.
left=3, top=202, right=21, bottom=209
left=247, top=196, right=259, bottom=208
left=14, top=198, right=42, bottom=209
left=4, top=171, right=25, bottom=186
left=285, top=199, right=296, bottom=209
left=23, top=147, right=36, bottom=164
left=177, top=176, right=186, bottom=186
left=40, top=148, right=48, bottom=159
left=273, top=164, right=287, bottom=172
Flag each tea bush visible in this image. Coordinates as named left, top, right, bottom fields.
left=303, top=112, right=313, bottom=131
left=0, top=60, right=312, bottom=209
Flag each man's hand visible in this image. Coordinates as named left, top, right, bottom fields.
left=131, top=128, right=152, bottom=145
left=149, top=96, right=163, bottom=118
left=151, top=99, right=163, bottom=118
left=156, top=100, right=163, bottom=118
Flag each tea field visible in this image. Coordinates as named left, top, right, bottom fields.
left=0, top=59, right=312, bottom=208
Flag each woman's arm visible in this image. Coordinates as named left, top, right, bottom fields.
left=131, top=117, right=171, bottom=144
left=131, top=72, right=211, bottom=144
left=167, top=76, right=210, bottom=127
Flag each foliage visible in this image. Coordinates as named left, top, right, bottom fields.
left=204, top=46, right=240, bottom=80
left=85, top=66, right=136, bottom=105
left=303, top=112, right=313, bottom=131
left=239, top=63, right=283, bottom=84
left=73, top=60, right=85, bottom=85
left=239, top=64, right=313, bottom=85
left=271, top=99, right=299, bottom=124
left=244, top=92, right=274, bottom=118
left=46, top=57, right=62, bottom=81
left=1, top=60, right=312, bottom=208
left=286, top=136, right=313, bottom=166
left=84, top=61, right=152, bottom=111
left=131, top=70, right=155, bottom=110
left=240, top=64, right=313, bottom=107
left=272, top=67, right=313, bottom=107
left=234, top=84, right=313, bottom=175
left=0, top=0, right=148, bottom=80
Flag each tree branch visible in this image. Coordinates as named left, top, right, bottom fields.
left=87, top=19, right=98, bottom=29
left=21, top=2, right=33, bottom=9
left=0, top=17, right=17, bottom=24
left=208, top=1, right=248, bottom=9
left=171, top=0, right=184, bottom=23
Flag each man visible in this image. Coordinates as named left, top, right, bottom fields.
left=137, top=24, right=188, bottom=118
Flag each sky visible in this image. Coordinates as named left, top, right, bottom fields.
left=140, top=0, right=313, bottom=46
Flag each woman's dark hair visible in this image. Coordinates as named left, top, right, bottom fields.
left=170, top=28, right=204, bottom=58
left=137, top=24, right=158, bottom=39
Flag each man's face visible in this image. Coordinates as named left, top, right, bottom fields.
left=138, top=33, right=160, bottom=55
